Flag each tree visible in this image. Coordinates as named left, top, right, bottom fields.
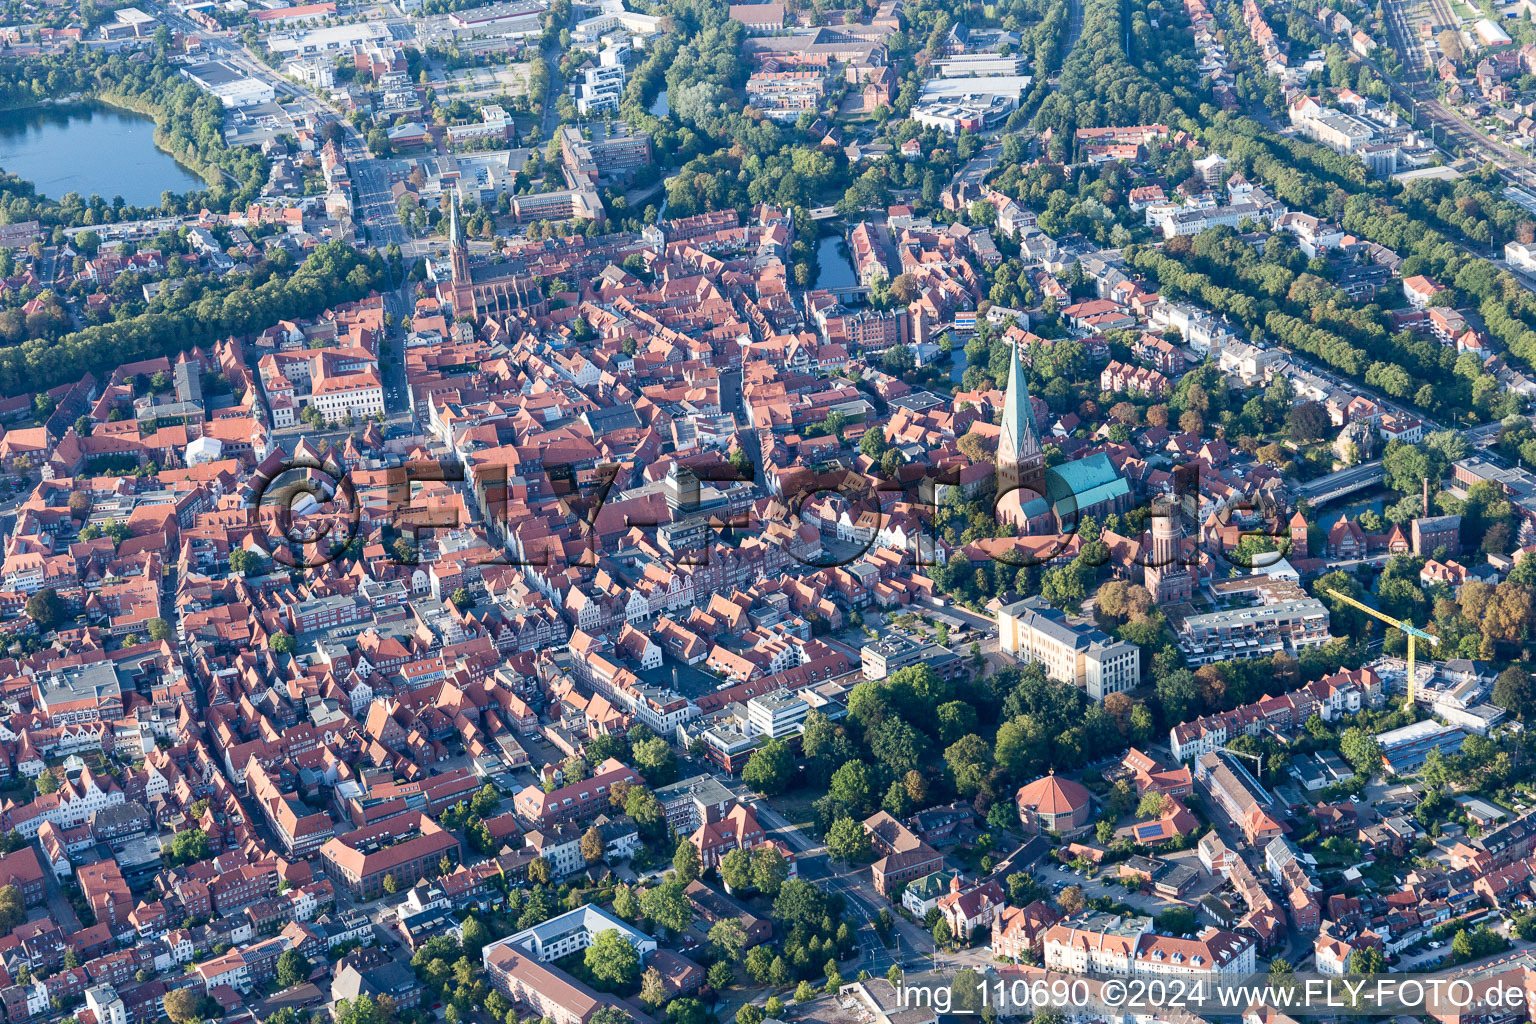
left=882, top=344, right=916, bottom=375
left=147, top=618, right=171, bottom=641
left=633, top=737, right=678, bottom=785
left=1438, top=28, right=1464, bottom=63
left=736, top=1006, right=764, bottom=1024
left=590, top=1009, right=636, bottom=1024
left=528, top=857, right=552, bottom=885
left=827, top=760, right=879, bottom=817
left=382, top=873, right=398, bottom=895
left=944, top=734, right=993, bottom=797
left=640, top=967, right=668, bottom=1010
left=1494, top=666, right=1534, bottom=721
left=742, top=739, right=795, bottom=795
left=585, top=928, right=641, bottom=992
left=582, top=826, right=606, bottom=864
left=1136, top=792, right=1170, bottom=820
left=450, top=587, right=471, bottom=609
left=932, top=917, right=953, bottom=947
left=24, top=587, right=62, bottom=631
left=826, top=816, right=871, bottom=864
left=1057, top=885, right=1085, bottom=916
left=720, top=846, right=753, bottom=893
left=460, top=916, right=490, bottom=957
left=773, top=879, right=827, bottom=928
left=745, top=946, right=775, bottom=985
left=794, top=981, right=818, bottom=1003
left=708, top=960, right=735, bottom=991
left=613, top=883, right=641, bottom=922
left=1339, top=727, right=1383, bottom=776
left=276, top=949, right=311, bottom=988
left=1286, top=401, right=1330, bottom=443
left=860, top=426, right=889, bottom=461
left=1155, top=907, right=1197, bottom=936
left=752, top=844, right=789, bottom=897
left=673, top=837, right=701, bottom=883
left=164, top=990, right=200, bottom=1024
left=640, top=881, right=691, bottom=935
left=709, top=918, right=749, bottom=963
left=35, top=772, right=57, bottom=795
left=269, top=631, right=295, bottom=654
left=0, top=885, right=22, bottom=932
left=170, top=827, right=210, bottom=865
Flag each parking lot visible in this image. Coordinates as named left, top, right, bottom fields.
left=1033, top=857, right=1212, bottom=917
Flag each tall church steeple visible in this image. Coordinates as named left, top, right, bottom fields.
left=997, top=338, right=1043, bottom=498
left=448, top=193, right=470, bottom=285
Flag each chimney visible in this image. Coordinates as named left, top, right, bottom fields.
left=1423, top=476, right=1430, bottom=517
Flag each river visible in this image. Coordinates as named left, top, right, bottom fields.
left=813, top=232, right=970, bottom=385
left=813, top=233, right=857, bottom=290
left=0, top=102, right=204, bottom=206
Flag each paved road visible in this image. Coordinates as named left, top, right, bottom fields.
left=751, top=798, right=933, bottom=974
left=35, top=843, right=83, bottom=934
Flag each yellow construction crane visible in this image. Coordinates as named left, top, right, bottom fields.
left=1325, top=588, right=1439, bottom=704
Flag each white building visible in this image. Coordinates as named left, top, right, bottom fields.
left=745, top=688, right=809, bottom=739
left=1507, top=240, right=1536, bottom=274
left=571, top=65, right=624, bottom=115
left=182, top=61, right=276, bottom=108
left=1043, top=910, right=1256, bottom=977
left=485, top=905, right=657, bottom=964
left=307, top=372, right=384, bottom=422
left=85, top=988, right=126, bottom=1024
left=997, top=597, right=1140, bottom=701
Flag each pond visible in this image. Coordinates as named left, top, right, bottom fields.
left=0, top=102, right=205, bottom=207
left=649, top=89, right=669, bottom=117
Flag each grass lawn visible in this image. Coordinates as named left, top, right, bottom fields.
left=772, top=788, right=826, bottom=837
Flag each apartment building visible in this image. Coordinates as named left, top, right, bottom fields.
left=308, top=372, right=384, bottom=422
left=512, top=758, right=640, bottom=827
left=1043, top=909, right=1257, bottom=976
left=745, top=70, right=827, bottom=120
left=570, top=65, right=624, bottom=115
left=1169, top=667, right=1380, bottom=761
left=1197, top=751, right=1284, bottom=846
left=318, top=814, right=461, bottom=899
left=744, top=689, right=809, bottom=739
left=1177, top=598, right=1331, bottom=666
left=560, top=124, right=652, bottom=185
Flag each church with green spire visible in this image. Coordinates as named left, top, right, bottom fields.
left=997, top=337, right=1044, bottom=500
left=994, top=339, right=1131, bottom=531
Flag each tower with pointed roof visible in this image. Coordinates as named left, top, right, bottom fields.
left=997, top=339, right=1044, bottom=500
left=448, top=193, right=471, bottom=286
